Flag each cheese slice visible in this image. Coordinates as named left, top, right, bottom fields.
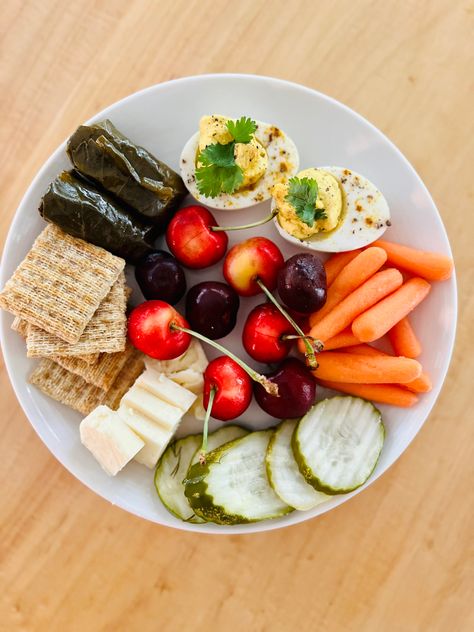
left=121, top=385, right=182, bottom=432
left=80, top=405, right=144, bottom=476
left=135, top=369, right=196, bottom=413
left=169, top=368, right=204, bottom=394
left=144, top=339, right=208, bottom=374
left=117, top=368, right=200, bottom=469
left=143, top=341, right=207, bottom=421
left=190, top=393, right=206, bottom=421
left=118, top=405, right=171, bottom=468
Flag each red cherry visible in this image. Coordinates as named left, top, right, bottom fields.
left=166, top=205, right=228, bottom=269
left=203, top=357, right=252, bottom=421
left=242, top=303, right=293, bottom=363
left=223, top=236, right=284, bottom=297
left=127, top=300, right=191, bottom=360
left=254, top=358, right=317, bottom=419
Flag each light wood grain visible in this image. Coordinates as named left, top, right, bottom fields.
left=1, top=1, right=473, bottom=630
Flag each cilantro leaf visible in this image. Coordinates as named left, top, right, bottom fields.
left=198, top=141, right=236, bottom=167
left=195, top=164, right=243, bottom=197
left=226, top=117, right=257, bottom=143
left=194, top=116, right=257, bottom=197
left=285, top=177, right=327, bottom=227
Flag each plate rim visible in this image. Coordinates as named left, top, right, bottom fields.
left=0, top=73, right=458, bottom=534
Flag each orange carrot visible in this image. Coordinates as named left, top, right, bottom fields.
left=313, top=352, right=422, bottom=384
left=388, top=317, right=422, bottom=358
left=352, top=278, right=431, bottom=343
left=324, top=249, right=362, bottom=286
left=322, top=329, right=360, bottom=350
left=343, top=345, right=431, bottom=393
left=373, top=239, right=453, bottom=281
left=404, top=372, right=432, bottom=393
left=317, top=379, right=419, bottom=407
left=305, top=268, right=403, bottom=344
left=310, top=247, right=387, bottom=327
left=343, top=344, right=388, bottom=356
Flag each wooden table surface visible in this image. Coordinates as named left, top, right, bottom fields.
left=1, top=1, right=473, bottom=630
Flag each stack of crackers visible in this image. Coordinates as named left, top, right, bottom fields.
left=0, top=224, right=144, bottom=415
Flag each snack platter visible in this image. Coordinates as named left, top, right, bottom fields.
left=0, top=75, right=456, bottom=533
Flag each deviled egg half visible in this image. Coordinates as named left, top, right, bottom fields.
left=180, top=115, right=299, bottom=210
left=272, top=167, right=391, bottom=252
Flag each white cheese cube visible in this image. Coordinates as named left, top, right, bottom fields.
left=121, top=385, right=182, bottom=432
left=118, top=405, right=171, bottom=469
left=136, top=369, right=196, bottom=413
left=79, top=405, right=144, bottom=476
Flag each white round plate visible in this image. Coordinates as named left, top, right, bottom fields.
left=0, top=74, right=457, bottom=534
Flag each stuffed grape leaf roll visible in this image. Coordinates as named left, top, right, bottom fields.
left=66, top=119, right=186, bottom=229
left=39, top=171, right=155, bottom=263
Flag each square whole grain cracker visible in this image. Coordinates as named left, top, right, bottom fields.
left=11, top=318, right=98, bottom=364
left=57, top=351, right=99, bottom=365
left=0, top=224, right=125, bottom=344
left=29, top=351, right=144, bottom=416
left=11, top=317, right=29, bottom=338
left=53, top=342, right=135, bottom=391
left=102, top=349, right=145, bottom=410
left=26, top=273, right=128, bottom=358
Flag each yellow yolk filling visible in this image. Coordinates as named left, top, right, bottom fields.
left=273, top=168, right=343, bottom=240
left=198, top=115, right=268, bottom=189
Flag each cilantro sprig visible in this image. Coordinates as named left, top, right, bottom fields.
left=195, top=117, right=257, bottom=197
left=226, top=117, right=257, bottom=143
left=285, top=177, right=327, bottom=227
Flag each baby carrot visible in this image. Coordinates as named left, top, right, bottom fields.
left=306, top=268, right=403, bottom=343
left=343, top=345, right=431, bottom=392
left=388, top=317, right=422, bottom=358
left=342, top=344, right=431, bottom=393
left=313, top=351, right=422, bottom=384
left=322, top=329, right=360, bottom=350
left=352, top=278, right=431, bottom=343
left=343, top=344, right=387, bottom=356
left=324, top=249, right=362, bottom=286
left=309, top=247, right=387, bottom=327
left=373, top=240, right=453, bottom=281
left=404, top=372, right=432, bottom=393
left=316, top=379, right=419, bottom=408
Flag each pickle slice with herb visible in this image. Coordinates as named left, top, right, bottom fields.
left=154, top=434, right=204, bottom=523
left=155, top=426, right=248, bottom=523
left=184, top=430, right=292, bottom=525
left=189, top=424, right=248, bottom=468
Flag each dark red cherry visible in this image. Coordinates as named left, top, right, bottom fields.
left=254, top=358, right=316, bottom=419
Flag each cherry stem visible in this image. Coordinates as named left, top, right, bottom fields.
left=210, top=209, right=278, bottom=232
left=171, top=325, right=278, bottom=396
left=256, top=279, right=320, bottom=369
left=199, top=387, right=216, bottom=464
left=282, top=334, right=324, bottom=351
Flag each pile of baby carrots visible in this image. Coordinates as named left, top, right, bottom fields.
left=298, top=239, right=454, bottom=407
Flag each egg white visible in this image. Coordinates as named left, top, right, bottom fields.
left=273, top=166, right=391, bottom=252
left=180, top=120, right=299, bottom=210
